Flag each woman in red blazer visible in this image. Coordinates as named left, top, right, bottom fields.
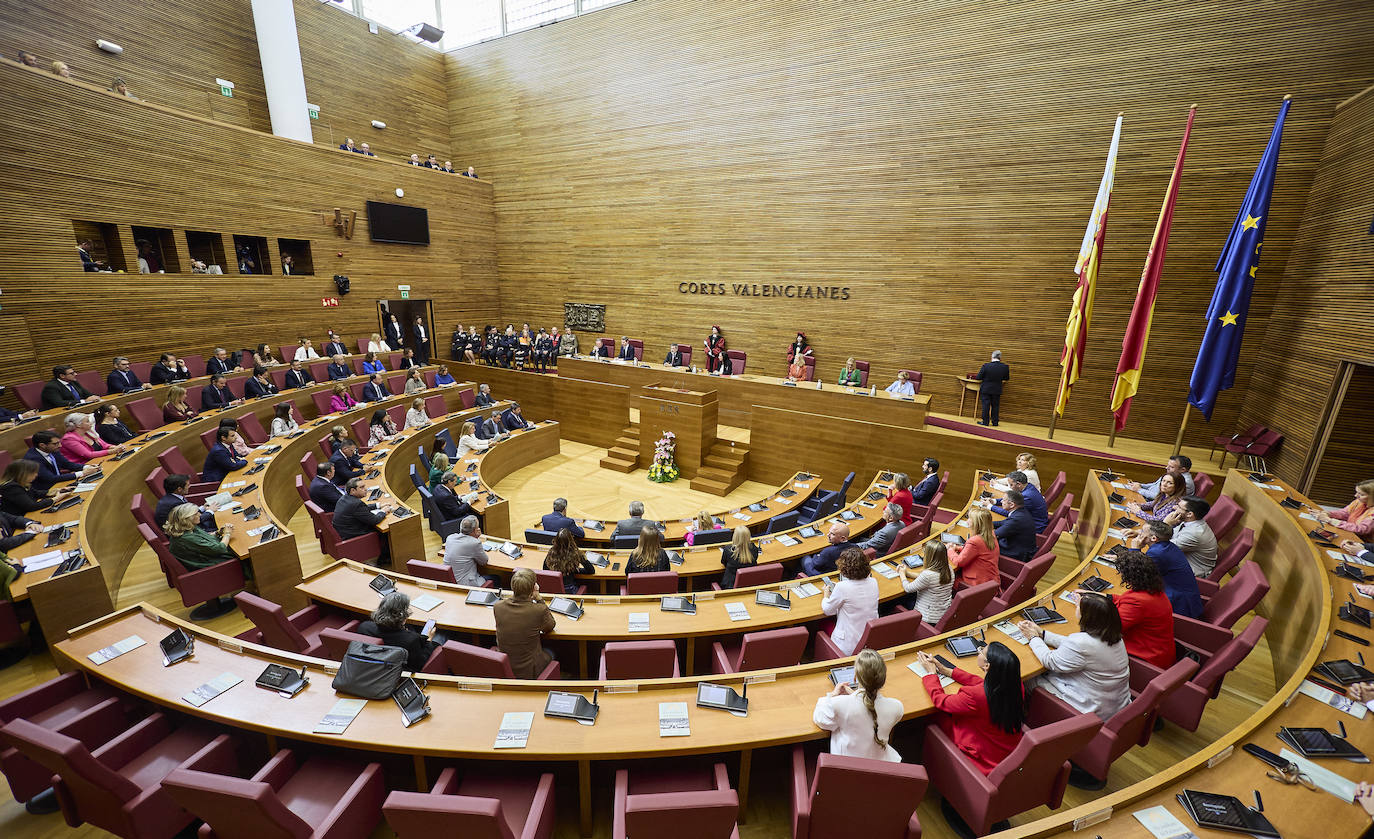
left=886, top=473, right=915, bottom=526
left=916, top=642, right=1025, bottom=775
left=1108, top=551, right=1175, bottom=669
left=951, top=508, right=1001, bottom=587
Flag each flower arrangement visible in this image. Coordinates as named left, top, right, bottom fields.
left=647, top=431, right=679, bottom=483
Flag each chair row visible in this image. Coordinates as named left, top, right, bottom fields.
left=1211, top=423, right=1284, bottom=473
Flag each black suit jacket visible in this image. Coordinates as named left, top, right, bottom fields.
left=323, top=341, right=348, bottom=357
left=432, top=484, right=479, bottom=523
left=206, top=357, right=234, bottom=376
left=911, top=473, right=940, bottom=505
left=150, top=364, right=189, bottom=385
left=474, top=393, right=496, bottom=408
left=994, top=507, right=1037, bottom=560
left=363, top=382, right=389, bottom=402
left=333, top=493, right=385, bottom=540
left=309, top=475, right=344, bottom=512
left=664, top=350, right=684, bottom=366
left=384, top=321, right=403, bottom=347
left=41, top=378, right=91, bottom=409
left=617, top=344, right=636, bottom=361
left=975, top=361, right=1011, bottom=395
left=244, top=377, right=277, bottom=399
left=0, top=480, right=51, bottom=516
left=327, top=363, right=351, bottom=381
left=202, top=444, right=247, bottom=484
left=284, top=369, right=313, bottom=389
left=106, top=369, right=145, bottom=394
left=201, top=384, right=235, bottom=411
left=330, top=451, right=363, bottom=485
left=24, top=448, right=81, bottom=493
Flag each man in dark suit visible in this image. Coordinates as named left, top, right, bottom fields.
left=413, top=316, right=431, bottom=364
left=24, top=431, right=89, bottom=493
left=150, top=353, right=190, bottom=385
left=616, top=337, right=636, bottom=361
left=201, top=428, right=248, bottom=485
left=541, top=497, right=585, bottom=539
left=664, top=346, right=685, bottom=367
left=973, top=350, right=1011, bottom=426
left=105, top=357, right=149, bottom=394
left=802, top=521, right=858, bottom=575
left=77, top=239, right=104, bottom=272
left=41, top=365, right=98, bottom=409
left=474, top=411, right=504, bottom=440
left=330, top=440, right=364, bottom=486
left=991, top=471, right=1049, bottom=532
left=362, top=373, right=389, bottom=402
left=309, top=461, right=345, bottom=512
left=614, top=501, right=659, bottom=538
left=339, top=138, right=357, bottom=152
left=911, top=458, right=940, bottom=505
left=201, top=374, right=239, bottom=411
left=993, top=490, right=1037, bottom=561
left=473, top=384, right=496, bottom=407
left=154, top=474, right=216, bottom=531
left=283, top=360, right=314, bottom=389
left=433, top=472, right=482, bottom=526
left=591, top=339, right=611, bottom=359
left=326, top=354, right=352, bottom=381
left=1342, top=540, right=1374, bottom=564
left=500, top=403, right=532, bottom=431
left=323, top=332, right=348, bottom=358
left=243, top=369, right=278, bottom=399
left=206, top=347, right=241, bottom=376
left=334, top=477, right=393, bottom=565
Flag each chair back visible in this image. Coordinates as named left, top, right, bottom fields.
left=1043, top=471, right=1068, bottom=508
left=624, top=789, right=738, bottom=839
left=1246, top=429, right=1284, bottom=456
left=384, top=789, right=518, bottom=839
left=349, top=382, right=367, bottom=402
left=311, top=390, right=334, bottom=417
left=356, top=338, right=369, bottom=354
left=805, top=753, right=926, bottom=839
left=625, top=571, right=679, bottom=594
left=735, top=626, right=808, bottom=671
left=77, top=371, right=104, bottom=396
left=1, top=718, right=142, bottom=829
left=183, top=355, right=206, bottom=377
left=732, top=563, right=784, bottom=588
left=406, top=560, right=458, bottom=584
left=277, top=400, right=305, bottom=426
left=458, top=388, right=476, bottom=410
left=854, top=609, right=924, bottom=650
left=602, top=640, right=678, bottom=679
left=1036, top=519, right=1068, bottom=554
left=1108, top=658, right=1199, bottom=751
left=692, top=527, right=735, bottom=545
left=1205, top=495, right=1243, bottom=542
left=294, top=474, right=310, bottom=504
left=436, top=427, right=458, bottom=456
left=1193, top=472, right=1216, bottom=499
left=234, top=592, right=311, bottom=654
left=351, top=417, right=371, bottom=450
left=1202, top=562, right=1269, bottom=629
left=13, top=381, right=44, bottom=410
left=157, top=445, right=198, bottom=479
left=409, top=463, right=426, bottom=490
left=130, top=493, right=162, bottom=538
left=136, top=521, right=180, bottom=588
left=894, top=370, right=922, bottom=394
left=675, top=344, right=693, bottom=366
left=852, top=361, right=870, bottom=387
left=987, top=551, right=1056, bottom=616
left=534, top=569, right=567, bottom=595
left=309, top=361, right=330, bottom=384
left=198, top=426, right=221, bottom=453
left=388, top=353, right=402, bottom=370
left=1209, top=527, right=1254, bottom=582
left=424, top=394, right=445, bottom=418
left=884, top=521, right=923, bottom=557
left=801, top=490, right=841, bottom=524
left=388, top=376, right=408, bottom=398
left=524, top=529, right=557, bottom=545
left=226, top=375, right=247, bottom=398
left=319, top=628, right=384, bottom=661
left=269, top=368, right=289, bottom=391
left=933, top=580, right=999, bottom=634
left=1044, top=495, right=1073, bottom=535
left=423, top=370, right=437, bottom=388
left=611, top=533, right=641, bottom=549
left=800, top=356, right=816, bottom=381
left=143, top=465, right=169, bottom=499
left=237, top=411, right=268, bottom=446
left=627, top=338, right=644, bottom=361
left=124, top=397, right=163, bottom=433
left=1193, top=617, right=1268, bottom=700
left=725, top=350, right=746, bottom=375
left=433, top=640, right=516, bottom=679
left=837, top=471, right=856, bottom=502
left=983, top=713, right=1102, bottom=823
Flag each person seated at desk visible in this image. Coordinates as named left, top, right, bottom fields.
left=165, top=504, right=238, bottom=571
left=323, top=331, right=348, bottom=359
left=0, top=504, right=40, bottom=551
left=329, top=383, right=358, bottom=413
left=339, top=137, right=358, bottom=152
left=427, top=452, right=451, bottom=491
left=494, top=568, right=558, bottom=679
left=148, top=354, right=190, bottom=386
left=335, top=477, right=393, bottom=567
left=1166, top=497, right=1221, bottom=578
left=544, top=528, right=594, bottom=594
left=397, top=348, right=418, bottom=370
left=154, top=474, right=217, bottom=531
left=205, top=347, right=241, bottom=376
left=367, top=332, right=391, bottom=354
left=367, top=409, right=399, bottom=447
left=501, top=402, right=533, bottom=431
left=837, top=357, right=862, bottom=386
left=284, top=359, right=314, bottom=390
left=685, top=510, right=721, bottom=546
left=532, top=328, right=555, bottom=373
left=161, top=386, right=197, bottom=424
left=433, top=472, right=482, bottom=526
left=719, top=525, right=761, bottom=589
left=308, top=461, right=344, bottom=512
left=24, top=431, right=91, bottom=493
left=510, top=332, right=530, bottom=370
left=990, top=470, right=1048, bottom=532
left=915, top=642, right=1025, bottom=775
left=591, top=338, right=611, bottom=359
left=992, top=490, right=1037, bottom=562
left=106, top=356, right=149, bottom=394
left=900, top=540, right=954, bottom=623
left=885, top=370, right=915, bottom=396
left=474, top=383, right=496, bottom=407
left=1127, top=454, right=1195, bottom=500
left=953, top=508, right=1001, bottom=587
left=60, top=412, right=125, bottom=464
left=614, top=500, right=657, bottom=539
left=243, top=366, right=278, bottom=400
left=270, top=403, right=298, bottom=437
left=362, top=373, right=390, bottom=402
left=911, top=458, right=940, bottom=506
left=404, top=398, right=430, bottom=430
left=217, top=418, right=252, bottom=458
left=443, top=515, right=496, bottom=587
left=201, top=427, right=248, bottom=485
left=786, top=353, right=809, bottom=382
left=1128, top=472, right=1186, bottom=523
left=201, top=374, right=240, bottom=411
left=664, top=344, right=685, bottom=367
left=403, top=369, right=426, bottom=396
left=434, top=365, right=456, bottom=387
left=0, top=460, right=74, bottom=516
left=859, top=503, right=904, bottom=556
left=802, top=521, right=857, bottom=576
left=359, top=592, right=440, bottom=671
left=0, top=392, right=38, bottom=429
left=1129, top=521, right=1203, bottom=618
left=360, top=352, right=386, bottom=376
left=814, top=648, right=902, bottom=762
left=886, top=473, right=915, bottom=525
left=541, top=497, right=584, bottom=540
left=1317, top=479, right=1374, bottom=538
left=293, top=338, right=319, bottom=361
left=326, top=354, right=352, bottom=381
left=455, top=422, right=490, bottom=459
left=94, top=404, right=136, bottom=444
left=330, top=440, right=364, bottom=486
left=1107, top=551, right=1175, bottom=669
left=1013, top=452, right=1041, bottom=491
left=626, top=525, right=671, bottom=574
left=821, top=548, right=878, bottom=656
left=1020, top=592, right=1130, bottom=722
left=616, top=336, right=637, bottom=362
left=41, top=364, right=99, bottom=409
left=327, top=425, right=351, bottom=455
left=558, top=328, right=579, bottom=357
left=475, top=410, right=507, bottom=441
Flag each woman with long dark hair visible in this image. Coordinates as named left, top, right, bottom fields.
left=703, top=325, right=726, bottom=372
left=543, top=527, right=594, bottom=594
left=1019, top=591, right=1130, bottom=720
left=916, top=641, right=1025, bottom=775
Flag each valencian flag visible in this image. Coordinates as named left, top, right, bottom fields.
left=1188, top=97, right=1290, bottom=420
left=1110, top=107, right=1196, bottom=433
left=1054, top=114, right=1122, bottom=418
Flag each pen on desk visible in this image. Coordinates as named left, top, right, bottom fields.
left=1359, top=650, right=1366, bottom=666
left=1339, top=720, right=1348, bottom=738
left=1253, top=790, right=1263, bottom=812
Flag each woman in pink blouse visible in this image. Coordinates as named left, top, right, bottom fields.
left=329, top=383, right=358, bottom=413
left=1129, top=473, right=1187, bottom=523
left=60, top=412, right=126, bottom=464
left=1319, top=480, right=1374, bottom=538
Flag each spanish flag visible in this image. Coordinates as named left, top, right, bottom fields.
left=1054, top=114, right=1122, bottom=418
left=1110, top=107, right=1196, bottom=433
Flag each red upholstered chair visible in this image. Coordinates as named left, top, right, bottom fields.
left=535, top=568, right=585, bottom=597
left=790, top=747, right=926, bottom=839
left=814, top=609, right=924, bottom=662
left=1224, top=428, right=1283, bottom=472
left=355, top=339, right=369, bottom=355
left=711, top=626, right=809, bottom=674
left=162, top=749, right=385, bottom=839
left=128, top=361, right=152, bottom=383
left=350, top=417, right=371, bottom=452
left=386, top=403, right=406, bottom=428
left=14, top=380, right=45, bottom=410
left=612, top=762, right=738, bottom=839
left=1029, top=657, right=1199, bottom=788
left=627, top=339, right=644, bottom=361
left=599, top=640, right=680, bottom=679
left=1042, top=471, right=1068, bottom=509
left=424, top=393, right=445, bottom=418
left=278, top=400, right=306, bottom=427
left=384, top=766, right=556, bottom=839
left=226, top=375, right=247, bottom=399
left=1182, top=562, right=1268, bottom=636
left=799, top=356, right=816, bottom=382
left=675, top=344, right=693, bottom=367
left=0, top=450, right=10, bottom=478
left=1193, top=472, right=1216, bottom=500
left=725, top=350, right=746, bottom=375
left=184, top=384, right=203, bottom=412
left=0, top=672, right=119, bottom=807
left=311, top=390, right=334, bottom=417
left=387, top=353, right=402, bottom=370
left=620, top=570, right=679, bottom=595
left=183, top=355, right=206, bottom=378
left=1137, top=616, right=1269, bottom=731
left=318, top=627, right=382, bottom=661
left=458, top=388, right=476, bottom=409
left=406, top=559, right=458, bottom=584
left=299, top=451, right=317, bottom=482
left=233, top=592, right=350, bottom=657
left=124, top=398, right=164, bottom=433
left=269, top=369, right=289, bottom=391
left=0, top=712, right=237, bottom=839
left=77, top=371, right=105, bottom=397
left=422, top=370, right=437, bottom=388
left=1211, top=422, right=1265, bottom=462
left=157, top=446, right=215, bottom=493
left=915, top=580, right=999, bottom=640
left=309, top=362, right=330, bottom=384
left=1035, top=519, right=1068, bottom=555
left=237, top=412, right=268, bottom=446
left=908, top=491, right=944, bottom=542
left=1202, top=527, right=1254, bottom=590
left=138, top=524, right=243, bottom=620
left=986, top=551, right=1056, bottom=617
left=387, top=375, right=407, bottom=396
left=710, top=563, right=783, bottom=591
left=895, top=369, right=922, bottom=394
left=852, top=361, right=870, bottom=387
left=421, top=640, right=560, bottom=680
left=924, top=711, right=1101, bottom=836
left=199, top=427, right=219, bottom=453
left=1204, top=495, right=1243, bottom=543
left=277, top=345, right=295, bottom=364
left=306, top=502, right=383, bottom=564
left=352, top=359, right=369, bottom=376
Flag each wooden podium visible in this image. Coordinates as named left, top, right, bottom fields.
left=637, top=385, right=717, bottom=479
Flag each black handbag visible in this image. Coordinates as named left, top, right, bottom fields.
left=331, top=641, right=407, bottom=699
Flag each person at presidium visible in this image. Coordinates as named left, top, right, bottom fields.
left=885, top=370, right=915, bottom=396
left=703, top=325, right=726, bottom=372
left=973, top=349, right=1010, bottom=427
left=838, top=357, right=863, bottom=386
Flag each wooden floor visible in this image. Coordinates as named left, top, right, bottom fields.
left=0, top=425, right=1274, bottom=839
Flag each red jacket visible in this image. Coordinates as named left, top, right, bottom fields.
left=923, top=668, right=1024, bottom=775
left=1114, top=589, right=1175, bottom=669
left=952, top=535, right=1000, bottom=588
left=887, top=488, right=915, bottom=525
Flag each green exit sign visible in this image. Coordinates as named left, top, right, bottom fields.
left=215, top=78, right=234, bottom=97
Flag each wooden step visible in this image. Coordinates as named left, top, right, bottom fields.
left=703, top=453, right=743, bottom=470
left=689, top=475, right=730, bottom=495
left=615, top=435, right=639, bottom=449
left=599, top=455, right=637, bottom=473
left=608, top=446, right=638, bottom=460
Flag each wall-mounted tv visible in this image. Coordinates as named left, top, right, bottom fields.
left=366, top=200, right=430, bottom=245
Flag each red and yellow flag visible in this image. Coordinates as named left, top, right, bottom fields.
left=1054, top=114, right=1122, bottom=418
left=1111, top=107, right=1196, bottom=433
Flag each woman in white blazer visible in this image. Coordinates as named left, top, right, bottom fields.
left=813, top=649, right=902, bottom=761
left=1018, top=592, right=1130, bottom=721
left=455, top=420, right=491, bottom=458
left=821, top=548, right=880, bottom=656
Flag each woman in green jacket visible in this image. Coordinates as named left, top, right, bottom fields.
left=165, top=503, right=236, bottom=569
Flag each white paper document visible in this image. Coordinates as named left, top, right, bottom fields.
left=494, top=711, right=534, bottom=748
left=411, top=594, right=443, bottom=611
left=1131, top=805, right=1197, bottom=839
left=88, top=635, right=145, bottom=665
left=314, top=698, right=367, bottom=735
left=725, top=602, right=750, bottom=622
left=22, top=549, right=65, bottom=573
left=183, top=672, right=242, bottom=707
left=628, top=613, right=651, bottom=632
left=659, top=702, right=690, bottom=737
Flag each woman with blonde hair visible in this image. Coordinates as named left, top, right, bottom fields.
left=404, top=397, right=430, bottom=430
left=367, top=332, right=390, bottom=353
left=719, top=525, right=760, bottom=588
left=328, top=423, right=351, bottom=453
left=162, top=385, right=197, bottom=423
left=951, top=507, right=1000, bottom=587
left=427, top=451, right=451, bottom=490
left=456, top=421, right=489, bottom=458
left=886, top=472, right=915, bottom=525
left=627, top=525, right=671, bottom=574
left=329, top=383, right=357, bottom=413
left=1318, top=480, right=1374, bottom=538
left=837, top=357, right=862, bottom=387
left=900, top=540, right=955, bottom=624
left=1014, top=452, right=1041, bottom=490
left=814, top=648, right=902, bottom=761
left=165, top=503, right=236, bottom=570
left=685, top=509, right=722, bottom=546
left=60, top=412, right=124, bottom=464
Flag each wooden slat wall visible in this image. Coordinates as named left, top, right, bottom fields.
left=0, top=62, right=497, bottom=395
left=1237, top=86, right=1374, bottom=495
left=0, top=0, right=452, bottom=162
left=443, top=0, right=1374, bottom=448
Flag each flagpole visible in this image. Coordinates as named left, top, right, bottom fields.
left=1172, top=404, right=1192, bottom=457
left=1107, top=421, right=1118, bottom=448
left=1048, top=411, right=1059, bottom=440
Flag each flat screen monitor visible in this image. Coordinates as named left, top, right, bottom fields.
left=366, top=200, right=430, bottom=245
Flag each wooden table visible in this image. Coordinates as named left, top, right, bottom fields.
left=956, top=375, right=981, bottom=418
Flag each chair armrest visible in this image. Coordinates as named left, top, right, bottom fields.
left=914, top=621, right=936, bottom=641
left=91, top=712, right=172, bottom=771
left=790, top=745, right=811, bottom=839
left=1128, top=656, right=1166, bottom=694
left=248, top=749, right=299, bottom=790
left=907, top=812, right=922, bottom=839
left=813, top=632, right=843, bottom=662
left=180, top=733, right=239, bottom=779
left=710, top=581, right=723, bottom=592
left=1173, top=616, right=1233, bottom=655
left=522, top=772, right=557, bottom=839
left=431, top=766, right=462, bottom=795
left=1027, top=686, right=1077, bottom=728
left=619, top=585, right=628, bottom=596
left=323, top=762, right=386, bottom=834
left=923, top=726, right=996, bottom=799
left=420, top=645, right=446, bottom=674
left=612, top=768, right=629, bottom=839
left=0, top=671, right=88, bottom=723
left=288, top=604, right=323, bottom=630
left=1195, top=577, right=1220, bottom=599
left=712, top=761, right=731, bottom=792
left=53, top=697, right=128, bottom=750
left=538, top=659, right=562, bottom=680
left=710, top=641, right=732, bottom=675
left=862, top=548, right=877, bottom=561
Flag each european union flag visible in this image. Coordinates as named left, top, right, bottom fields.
left=1188, top=97, right=1291, bottom=420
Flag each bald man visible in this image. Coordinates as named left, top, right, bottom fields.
left=802, top=521, right=857, bottom=576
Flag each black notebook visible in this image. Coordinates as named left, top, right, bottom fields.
left=255, top=663, right=309, bottom=696
left=231, top=482, right=257, bottom=497
left=244, top=463, right=265, bottom=475
left=392, top=677, right=430, bottom=727
left=1107, top=492, right=1125, bottom=504
left=1279, top=496, right=1303, bottom=510
left=1340, top=603, right=1372, bottom=628
left=1022, top=606, right=1067, bottom=625
left=45, top=526, right=72, bottom=548
left=52, top=496, right=83, bottom=512
left=160, top=628, right=194, bottom=666
left=1112, top=516, right=1140, bottom=529
left=1176, top=789, right=1279, bottom=837
left=1277, top=726, right=1368, bottom=761
left=243, top=505, right=262, bottom=521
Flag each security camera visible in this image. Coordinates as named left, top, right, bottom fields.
left=96, top=39, right=124, bottom=54
left=370, top=119, right=386, bottom=129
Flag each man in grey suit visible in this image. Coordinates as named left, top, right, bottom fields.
left=614, top=500, right=658, bottom=538
left=859, top=503, right=905, bottom=556
left=443, top=515, right=498, bottom=587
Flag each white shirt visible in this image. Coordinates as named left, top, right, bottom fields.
left=416, top=324, right=427, bottom=341
left=1029, top=631, right=1130, bottom=721
left=368, top=340, right=391, bottom=353
left=1020, top=468, right=1042, bottom=490
left=457, top=433, right=490, bottom=458
left=821, top=577, right=880, bottom=656
left=270, top=417, right=298, bottom=437
left=294, top=346, right=319, bottom=361
left=885, top=380, right=915, bottom=396
left=901, top=568, right=953, bottom=625
left=405, top=408, right=430, bottom=430
left=813, top=691, right=903, bottom=762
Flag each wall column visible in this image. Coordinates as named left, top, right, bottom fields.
left=250, top=0, right=312, bottom=143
